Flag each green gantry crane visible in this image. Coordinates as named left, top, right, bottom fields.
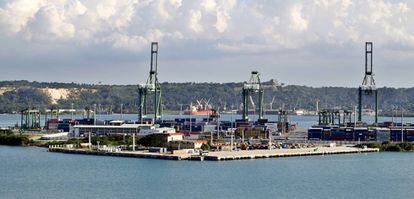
left=139, top=42, right=162, bottom=123
left=20, top=108, right=41, bottom=130
left=358, top=42, right=378, bottom=123
left=242, top=71, right=264, bottom=121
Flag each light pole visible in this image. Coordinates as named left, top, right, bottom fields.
left=71, top=103, right=74, bottom=120
left=189, top=105, right=192, bottom=133
left=93, top=104, right=97, bottom=125
left=354, top=106, right=357, bottom=128
left=161, top=104, right=165, bottom=123
left=133, top=132, right=136, bottom=151
left=401, top=107, right=404, bottom=142
left=88, top=131, right=91, bottom=149
left=120, top=103, right=123, bottom=120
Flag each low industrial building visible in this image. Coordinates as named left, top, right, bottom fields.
left=169, top=140, right=208, bottom=150
left=70, top=124, right=175, bottom=137
left=166, top=133, right=184, bottom=142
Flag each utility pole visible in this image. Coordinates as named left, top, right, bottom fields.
left=401, top=107, right=404, bottom=142
left=217, top=113, right=220, bottom=140
left=133, top=132, right=136, bottom=151
left=71, top=103, right=74, bottom=120
left=189, top=111, right=192, bottom=133
left=88, top=131, right=91, bottom=149
left=230, top=128, right=234, bottom=152
left=268, top=130, right=272, bottom=150
left=93, top=104, right=97, bottom=125
left=210, top=131, right=213, bottom=146
left=120, top=103, right=123, bottom=120
left=354, top=106, right=357, bottom=128
left=161, top=104, right=164, bottom=123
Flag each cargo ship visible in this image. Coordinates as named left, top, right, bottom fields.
left=183, top=100, right=214, bottom=115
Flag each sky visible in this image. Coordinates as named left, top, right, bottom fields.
left=0, top=0, right=413, bottom=87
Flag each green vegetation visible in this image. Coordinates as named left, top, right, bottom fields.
left=0, top=134, right=30, bottom=146
left=41, top=135, right=136, bottom=147
left=91, top=135, right=135, bottom=146
left=201, top=143, right=211, bottom=151
left=1, top=80, right=414, bottom=115
left=356, top=141, right=414, bottom=152
left=137, top=134, right=166, bottom=147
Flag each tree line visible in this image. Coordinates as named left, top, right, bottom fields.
left=0, top=81, right=413, bottom=116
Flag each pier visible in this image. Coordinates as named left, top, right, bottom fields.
left=204, top=146, right=379, bottom=161
left=48, top=147, right=190, bottom=160
left=49, top=145, right=379, bottom=161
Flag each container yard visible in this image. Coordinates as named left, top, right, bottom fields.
left=14, top=41, right=408, bottom=161
left=306, top=42, right=413, bottom=144
left=308, top=124, right=414, bottom=142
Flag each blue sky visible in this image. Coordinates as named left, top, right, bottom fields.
left=0, top=0, right=413, bottom=87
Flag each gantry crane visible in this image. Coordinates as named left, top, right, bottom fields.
left=139, top=42, right=162, bottom=123
left=358, top=42, right=378, bottom=123
left=20, top=108, right=41, bottom=130
left=242, top=71, right=264, bottom=121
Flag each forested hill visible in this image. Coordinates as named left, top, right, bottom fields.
left=0, top=80, right=413, bottom=116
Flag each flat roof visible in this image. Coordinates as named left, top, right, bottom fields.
left=74, top=124, right=152, bottom=128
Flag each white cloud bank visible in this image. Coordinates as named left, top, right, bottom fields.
left=0, top=0, right=413, bottom=86
left=1, top=0, right=412, bottom=52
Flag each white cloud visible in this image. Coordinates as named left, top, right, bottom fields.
left=0, top=0, right=46, bottom=33
left=289, top=4, right=308, bottom=32
left=109, top=33, right=148, bottom=51
left=25, top=4, right=75, bottom=40
left=202, top=0, right=216, bottom=12
left=188, top=9, right=202, bottom=33
left=0, top=0, right=412, bottom=52
left=0, top=0, right=414, bottom=87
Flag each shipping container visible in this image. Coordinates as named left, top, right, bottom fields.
left=375, top=128, right=390, bottom=142
left=368, top=129, right=376, bottom=141
left=406, top=135, right=414, bottom=142
left=331, top=128, right=345, bottom=141
left=405, top=129, right=414, bottom=142
left=354, top=127, right=368, bottom=141
left=308, top=128, right=323, bottom=140
left=322, top=129, right=331, bottom=140
left=390, top=129, right=406, bottom=142
left=344, top=128, right=354, bottom=141
left=405, top=129, right=414, bottom=136
left=257, top=119, right=269, bottom=124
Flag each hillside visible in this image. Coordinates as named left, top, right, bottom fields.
left=0, top=80, right=413, bottom=116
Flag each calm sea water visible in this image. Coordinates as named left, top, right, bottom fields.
left=0, top=146, right=413, bottom=199
left=0, top=113, right=411, bottom=129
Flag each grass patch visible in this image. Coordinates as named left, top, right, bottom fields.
left=356, top=141, right=414, bottom=152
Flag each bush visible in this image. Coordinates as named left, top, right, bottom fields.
left=201, top=143, right=210, bottom=151
left=0, top=134, right=29, bottom=146
left=384, top=145, right=403, bottom=152
left=366, top=142, right=383, bottom=149
left=397, top=143, right=414, bottom=151
left=137, top=134, right=166, bottom=147
left=355, top=142, right=383, bottom=150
